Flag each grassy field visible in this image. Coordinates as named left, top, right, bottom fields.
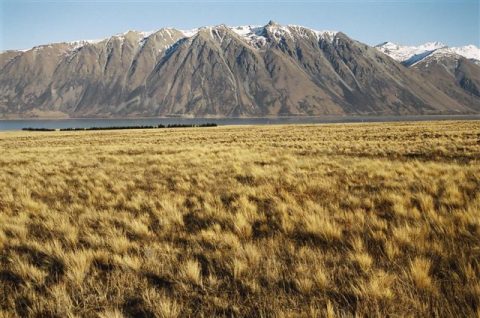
left=0, top=121, right=479, bottom=317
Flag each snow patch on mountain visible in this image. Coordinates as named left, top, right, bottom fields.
left=313, top=30, right=338, bottom=42
left=180, top=28, right=200, bottom=38
left=450, top=45, right=480, bottom=61
left=229, top=25, right=267, bottom=47
left=69, top=39, right=104, bottom=49
left=229, top=23, right=337, bottom=47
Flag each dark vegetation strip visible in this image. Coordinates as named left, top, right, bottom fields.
left=22, top=123, right=217, bottom=132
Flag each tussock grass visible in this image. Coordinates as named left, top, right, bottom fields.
left=0, top=121, right=479, bottom=317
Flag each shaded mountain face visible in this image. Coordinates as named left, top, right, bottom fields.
left=376, top=42, right=480, bottom=112
left=0, top=22, right=477, bottom=118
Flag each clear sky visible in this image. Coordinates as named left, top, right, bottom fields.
left=1, top=0, right=479, bottom=51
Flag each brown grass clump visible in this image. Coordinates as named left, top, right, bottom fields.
left=410, top=257, right=436, bottom=293
left=0, top=120, right=479, bottom=316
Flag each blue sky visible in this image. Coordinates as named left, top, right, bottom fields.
left=1, top=0, right=479, bottom=50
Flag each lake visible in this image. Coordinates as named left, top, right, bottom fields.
left=1, top=115, right=479, bottom=131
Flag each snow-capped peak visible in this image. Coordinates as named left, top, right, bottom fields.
left=180, top=28, right=200, bottom=38
left=376, top=41, right=480, bottom=66
left=228, top=22, right=337, bottom=47
left=418, top=41, right=447, bottom=51
left=450, top=45, right=480, bottom=61
left=113, top=30, right=154, bottom=38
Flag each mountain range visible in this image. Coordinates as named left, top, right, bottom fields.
left=1, top=21, right=479, bottom=118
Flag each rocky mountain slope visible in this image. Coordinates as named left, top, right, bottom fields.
left=0, top=21, right=478, bottom=118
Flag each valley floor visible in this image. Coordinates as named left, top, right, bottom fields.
left=0, top=121, right=479, bottom=317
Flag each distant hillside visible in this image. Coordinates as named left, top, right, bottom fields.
left=376, top=41, right=480, bottom=112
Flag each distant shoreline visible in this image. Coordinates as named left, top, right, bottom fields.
left=1, top=114, right=480, bottom=121
left=1, top=114, right=479, bottom=132
left=21, top=123, right=218, bottom=132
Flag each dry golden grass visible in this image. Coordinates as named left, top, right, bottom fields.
left=0, top=120, right=479, bottom=317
